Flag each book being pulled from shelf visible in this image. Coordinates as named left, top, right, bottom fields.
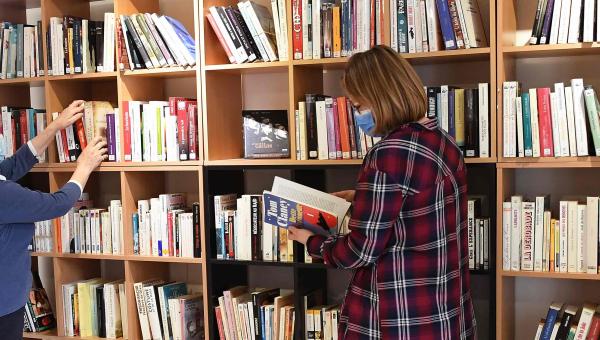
left=391, top=0, right=488, bottom=53
left=133, top=280, right=203, bottom=340
left=29, top=220, right=53, bottom=253
left=133, top=194, right=201, bottom=258
left=207, top=0, right=287, bottom=64
left=117, top=13, right=196, bottom=71
left=529, top=0, right=600, bottom=45
left=57, top=194, right=124, bottom=256
left=1, top=106, right=47, bottom=162
left=48, top=14, right=115, bottom=76
left=214, top=286, right=295, bottom=340
left=503, top=80, right=600, bottom=158
left=534, top=302, right=600, bottom=340
left=62, top=278, right=128, bottom=338
left=0, top=21, right=44, bottom=79
left=23, top=271, right=56, bottom=333
left=502, top=195, right=600, bottom=274
left=467, top=196, right=490, bottom=271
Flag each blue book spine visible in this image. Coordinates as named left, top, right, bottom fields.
left=539, top=0, right=555, bottom=44
left=165, top=16, right=196, bottom=60
left=16, top=24, right=23, bottom=77
left=540, top=306, right=561, bottom=340
left=435, top=0, right=457, bottom=50
left=521, top=93, right=533, bottom=156
left=448, top=90, right=456, bottom=138
left=261, top=306, right=266, bottom=340
left=133, top=213, right=139, bottom=255
left=341, top=0, right=349, bottom=56
left=27, top=109, right=36, bottom=139
left=216, top=211, right=225, bottom=259
left=398, top=0, right=408, bottom=53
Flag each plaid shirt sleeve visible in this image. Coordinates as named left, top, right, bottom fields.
left=307, top=164, right=406, bottom=268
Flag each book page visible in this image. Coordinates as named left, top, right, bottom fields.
left=271, top=176, right=351, bottom=228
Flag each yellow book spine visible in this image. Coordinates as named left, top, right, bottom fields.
left=455, top=88, right=465, bottom=147
left=68, top=27, right=74, bottom=74
left=332, top=6, right=341, bottom=58
left=77, top=282, right=92, bottom=337
left=549, top=218, right=555, bottom=272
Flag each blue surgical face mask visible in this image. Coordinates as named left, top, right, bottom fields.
left=354, top=110, right=381, bottom=137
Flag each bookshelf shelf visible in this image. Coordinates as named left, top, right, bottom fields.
left=46, top=72, right=118, bottom=81
left=33, top=161, right=201, bottom=172
left=204, top=158, right=363, bottom=167
left=121, top=66, right=197, bottom=78
left=503, top=43, right=600, bottom=58
left=126, top=255, right=203, bottom=264
left=204, top=61, right=289, bottom=72
left=500, top=271, right=600, bottom=281
left=402, top=47, right=492, bottom=64
left=0, top=77, right=45, bottom=85
left=22, top=329, right=59, bottom=340
left=497, top=157, right=600, bottom=168
left=56, top=253, right=128, bottom=261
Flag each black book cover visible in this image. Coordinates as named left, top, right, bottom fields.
left=232, top=8, right=263, bottom=61
left=96, top=285, right=106, bottom=337
left=46, top=27, right=52, bottom=75
left=556, top=306, right=577, bottom=340
left=250, top=195, right=262, bottom=261
left=125, top=29, right=143, bottom=69
left=87, top=21, right=96, bottom=69
left=305, top=94, right=320, bottom=159
left=427, top=87, right=441, bottom=119
left=579, top=2, right=585, bottom=42
left=37, top=21, right=44, bottom=75
left=95, top=21, right=104, bottom=71
left=73, top=122, right=82, bottom=158
left=124, top=16, right=152, bottom=69
left=216, top=6, right=243, bottom=59
left=226, top=212, right=235, bottom=259
left=63, top=16, right=74, bottom=74
left=464, top=88, right=479, bottom=157
left=531, top=0, right=548, bottom=44
left=11, top=109, right=22, bottom=149
left=252, top=288, right=280, bottom=340
left=242, top=110, right=290, bottom=158
left=27, top=271, right=56, bottom=332
left=225, top=6, right=256, bottom=62
left=193, top=202, right=201, bottom=258
left=73, top=18, right=82, bottom=73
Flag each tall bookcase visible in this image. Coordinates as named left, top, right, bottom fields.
left=1, top=0, right=501, bottom=339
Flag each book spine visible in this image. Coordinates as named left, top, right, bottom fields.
left=583, top=87, right=600, bottom=155
left=406, top=0, right=416, bottom=53
left=537, top=87, right=554, bottom=157
left=251, top=196, right=261, bottom=261
left=571, top=79, right=588, bottom=156
left=534, top=197, right=545, bottom=271
left=539, top=0, right=556, bottom=44
left=567, top=0, right=583, bottom=43
left=207, top=13, right=236, bottom=64
left=106, top=113, right=116, bottom=161
left=510, top=196, right=522, bottom=271
left=447, top=0, right=465, bottom=48
left=530, top=0, right=547, bottom=44
left=332, top=99, right=342, bottom=159
left=225, top=7, right=256, bottom=62
left=397, top=0, right=409, bottom=53
left=549, top=0, right=563, bottom=44
left=122, top=101, right=131, bottom=161
left=293, top=0, right=303, bottom=59
left=516, top=96, right=524, bottom=157
left=73, top=19, right=82, bottom=73
left=502, top=202, right=511, bottom=271
left=522, top=93, right=533, bottom=157
left=521, top=201, right=535, bottom=271
left=301, top=0, right=312, bottom=60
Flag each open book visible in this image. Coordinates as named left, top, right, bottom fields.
left=262, top=177, right=351, bottom=236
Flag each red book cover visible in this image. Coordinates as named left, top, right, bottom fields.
left=215, top=306, right=225, bottom=340
left=292, top=0, right=303, bottom=59
left=227, top=213, right=235, bottom=259
left=537, top=88, right=554, bottom=157
left=587, top=314, right=600, bottom=340
left=179, top=99, right=191, bottom=160
left=19, top=109, right=28, bottom=146
left=56, top=217, right=62, bottom=253
left=168, top=211, right=174, bottom=257
left=379, top=0, right=385, bottom=44
left=337, top=97, right=351, bottom=159
left=332, top=98, right=342, bottom=159
left=60, top=128, right=70, bottom=162
left=74, top=119, right=87, bottom=150
left=370, top=0, right=376, bottom=48
left=206, top=13, right=235, bottom=63
left=121, top=101, right=131, bottom=161
left=188, top=102, right=198, bottom=161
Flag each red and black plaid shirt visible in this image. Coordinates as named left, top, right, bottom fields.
left=307, top=118, right=476, bottom=339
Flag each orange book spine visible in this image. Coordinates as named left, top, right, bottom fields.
left=55, top=218, right=61, bottom=253
left=336, top=97, right=351, bottom=159
left=75, top=119, right=87, bottom=149
left=332, top=6, right=341, bottom=57
left=549, top=218, right=555, bottom=272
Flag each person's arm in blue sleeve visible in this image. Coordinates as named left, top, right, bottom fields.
left=0, top=143, right=39, bottom=181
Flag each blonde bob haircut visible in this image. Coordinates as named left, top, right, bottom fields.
left=342, top=45, right=428, bottom=136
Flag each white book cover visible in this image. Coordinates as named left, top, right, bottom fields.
left=441, top=85, right=450, bottom=132
left=277, top=0, right=289, bottom=61
left=407, top=0, right=417, bottom=53
left=586, top=197, right=599, bottom=274
left=509, top=82, right=518, bottom=157
left=583, top=0, right=595, bottom=42
left=575, top=304, right=596, bottom=339
left=418, top=0, right=429, bottom=51
left=571, top=79, right=588, bottom=156
left=534, top=197, right=546, bottom=271
left=468, top=200, right=476, bottom=269
left=576, top=204, right=587, bottom=273
left=478, top=83, right=490, bottom=157
left=413, top=0, right=423, bottom=53
left=567, top=0, right=583, bottom=43
left=460, top=0, right=488, bottom=48
left=549, top=0, right=563, bottom=44
left=554, top=83, right=570, bottom=157
left=271, top=0, right=284, bottom=61
left=390, top=0, right=398, bottom=51
left=559, top=201, right=569, bottom=272
left=362, top=1, right=371, bottom=51
left=301, top=0, right=312, bottom=60
left=516, top=96, right=525, bottom=157
left=315, top=100, right=329, bottom=160
left=209, top=6, right=244, bottom=64
left=510, top=196, right=523, bottom=271
left=263, top=220, right=274, bottom=261
left=564, top=86, right=578, bottom=156
left=243, top=1, right=278, bottom=61
left=567, top=201, right=577, bottom=273
left=298, top=101, right=308, bottom=160
left=549, top=92, right=562, bottom=157
left=557, top=0, right=572, bottom=43
left=544, top=211, right=552, bottom=271
left=143, top=285, right=163, bottom=340
left=103, top=13, right=116, bottom=72
left=521, top=201, right=535, bottom=271
left=454, top=0, right=470, bottom=48
left=312, top=0, right=322, bottom=59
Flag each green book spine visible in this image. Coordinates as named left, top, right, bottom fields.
left=521, top=93, right=533, bottom=157
left=584, top=86, right=600, bottom=156
left=130, top=14, right=159, bottom=67
left=136, top=14, right=164, bottom=67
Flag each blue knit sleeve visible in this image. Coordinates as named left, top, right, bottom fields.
left=0, top=181, right=81, bottom=224
left=0, top=144, right=39, bottom=181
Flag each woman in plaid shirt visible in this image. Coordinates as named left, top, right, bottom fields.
left=289, top=45, right=477, bottom=339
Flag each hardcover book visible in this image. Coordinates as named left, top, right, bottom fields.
left=242, top=110, right=289, bottom=158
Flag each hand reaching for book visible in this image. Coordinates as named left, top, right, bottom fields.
left=288, top=226, right=314, bottom=246
left=77, top=136, right=108, bottom=172
left=52, top=100, right=85, bottom=131
left=331, top=190, right=356, bottom=203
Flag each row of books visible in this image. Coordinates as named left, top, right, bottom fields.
left=132, top=194, right=202, bottom=258
left=62, top=279, right=127, bottom=338
left=292, top=0, right=385, bottom=59
left=0, top=22, right=43, bottom=79
left=536, top=302, right=600, bottom=340
left=48, top=15, right=115, bottom=75
left=1, top=106, right=47, bottom=162
left=215, top=287, right=296, bottom=340
left=133, top=280, right=203, bottom=340
left=30, top=220, right=53, bottom=253
left=502, top=196, right=600, bottom=274
left=305, top=305, right=341, bottom=340
left=425, top=83, right=490, bottom=158
left=57, top=195, right=124, bottom=255
left=530, top=0, right=600, bottom=45
left=207, top=1, right=285, bottom=64
left=502, top=80, right=600, bottom=158
left=117, top=13, right=196, bottom=71
left=467, top=198, right=490, bottom=271
left=23, top=272, right=56, bottom=333
left=391, top=0, right=487, bottom=53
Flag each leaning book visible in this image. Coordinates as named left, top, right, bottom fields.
left=242, top=110, right=289, bottom=158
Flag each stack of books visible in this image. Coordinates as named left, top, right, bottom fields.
left=529, top=0, right=600, bottom=45
left=535, top=302, right=600, bottom=339
left=467, top=197, right=491, bottom=271
left=306, top=305, right=341, bottom=340
left=62, top=279, right=127, bottom=338
left=502, top=195, right=600, bottom=274
left=23, top=272, right=56, bottom=333
left=57, top=194, right=124, bottom=256
left=1, top=106, right=47, bottom=162
left=215, top=286, right=294, bottom=340
left=207, top=0, right=286, bottom=64
left=0, top=21, right=44, bottom=78
left=30, top=220, right=53, bottom=253
left=502, top=80, right=600, bottom=158
left=134, top=280, right=203, bottom=340
left=117, top=13, right=196, bottom=71
left=132, top=194, right=201, bottom=258
left=47, top=14, right=115, bottom=75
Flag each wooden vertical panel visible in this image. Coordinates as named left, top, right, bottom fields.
left=0, top=1, right=27, bottom=22
left=42, top=0, right=91, bottom=21
left=114, top=0, right=160, bottom=16
left=496, top=168, right=515, bottom=340
left=489, top=0, right=497, bottom=161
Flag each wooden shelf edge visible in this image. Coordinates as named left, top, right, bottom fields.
left=497, top=157, right=600, bottom=168
left=126, top=255, right=203, bottom=264
left=0, top=77, right=45, bottom=85
left=122, top=67, right=197, bottom=77
left=46, top=72, right=118, bottom=81
left=33, top=161, right=201, bottom=172
left=503, top=43, right=600, bottom=57
left=204, top=61, right=289, bottom=71
left=500, top=270, right=600, bottom=280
